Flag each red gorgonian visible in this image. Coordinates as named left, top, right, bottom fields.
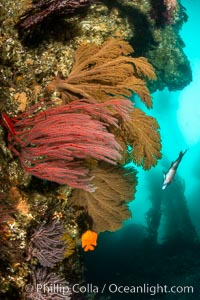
left=1, top=99, right=133, bottom=191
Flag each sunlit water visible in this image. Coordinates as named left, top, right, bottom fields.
left=85, top=2, right=200, bottom=299
left=129, top=0, right=200, bottom=238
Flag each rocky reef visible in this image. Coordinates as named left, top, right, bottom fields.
left=0, top=0, right=191, bottom=299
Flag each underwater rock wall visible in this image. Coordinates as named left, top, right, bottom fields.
left=0, top=0, right=192, bottom=299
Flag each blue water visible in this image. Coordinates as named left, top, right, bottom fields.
left=84, top=2, right=200, bottom=299
left=133, top=0, right=200, bottom=237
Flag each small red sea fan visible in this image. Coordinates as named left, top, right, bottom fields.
left=3, top=99, right=132, bottom=191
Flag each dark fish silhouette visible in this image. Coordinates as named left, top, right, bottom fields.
left=162, top=149, right=188, bottom=190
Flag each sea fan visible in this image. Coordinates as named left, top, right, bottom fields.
left=46, top=38, right=156, bottom=108
left=115, top=108, right=162, bottom=169
left=26, top=267, right=71, bottom=300
left=69, top=163, right=137, bottom=232
left=28, top=219, right=66, bottom=268
left=45, top=38, right=161, bottom=169
left=3, top=98, right=132, bottom=191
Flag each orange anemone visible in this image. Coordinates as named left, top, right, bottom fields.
left=81, top=230, right=98, bottom=252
